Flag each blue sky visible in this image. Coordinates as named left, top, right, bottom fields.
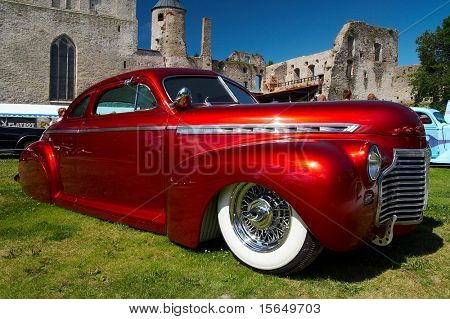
left=137, top=0, right=450, bottom=66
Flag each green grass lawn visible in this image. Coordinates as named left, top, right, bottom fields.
left=0, top=156, right=448, bottom=298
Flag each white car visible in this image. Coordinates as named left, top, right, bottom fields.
left=446, top=100, right=450, bottom=123
left=412, top=106, right=450, bottom=165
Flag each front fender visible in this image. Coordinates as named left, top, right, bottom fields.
left=18, top=141, right=60, bottom=202
left=166, top=138, right=377, bottom=251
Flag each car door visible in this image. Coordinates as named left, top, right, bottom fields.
left=48, top=94, right=92, bottom=197
left=76, top=78, right=168, bottom=226
left=443, top=124, right=450, bottom=151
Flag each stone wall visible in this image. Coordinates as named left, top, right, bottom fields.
left=128, top=49, right=165, bottom=70
left=265, top=50, right=333, bottom=96
left=0, top=1, right=417, bottom=105
left=392, top=65, right=419, bottom=105
left=16, top=0, right=137, bottom=19
left=262, top=22, right=410, bottom=102
left=328, top=22, right=398, bottom=101
left=0, top=0, right=161, bottom=104
left=212, top=52, right=266, bottom=92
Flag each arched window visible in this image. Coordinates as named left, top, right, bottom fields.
left=347, top=36, right=355, bottom=57
left=308, top=65, right=315, bottom=77
left=374, top=43, right=382, bottom=62
left=255, top=75, right=262, bottom=92
left=50, top=36, right=76, bottom=101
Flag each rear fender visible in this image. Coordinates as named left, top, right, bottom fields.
left=167, top=139, right=378, bottom=251
left=18, top=141, right=60, bottom=202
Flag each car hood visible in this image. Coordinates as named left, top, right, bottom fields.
left=177, top=101, right=425, bottom=136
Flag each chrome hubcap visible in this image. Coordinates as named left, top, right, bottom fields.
left=230, top=183, right=292, bottom=253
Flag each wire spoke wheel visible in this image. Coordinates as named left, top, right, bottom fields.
left=230, top=183, right=292, bottom=252
left=218, top=183, right=323, bottom=274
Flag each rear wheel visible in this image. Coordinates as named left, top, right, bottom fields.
left=218, top=183, right=322, bottom=275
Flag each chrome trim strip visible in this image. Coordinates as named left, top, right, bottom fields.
left=176, top=123, right=360, bottom=135
left=46, top=126, right=168, bottom=134
left=376, top=148, right=431, bottom=226
left=46, top=123, right=360, bottom=135
left=45, top=129, right=80, bottom=134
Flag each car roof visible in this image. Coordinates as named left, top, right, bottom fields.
left=86, top=68, right=219, bottom=92
left=411, top=107, right=439, bottom=113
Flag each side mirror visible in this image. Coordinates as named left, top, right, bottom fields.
left=171, top=87, right=192, bottom=110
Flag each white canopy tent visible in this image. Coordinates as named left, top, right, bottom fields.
left=0, top=104, right=61, bottom=117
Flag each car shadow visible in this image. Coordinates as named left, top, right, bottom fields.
left=198, top=237, right=228, bottom=252
left=293, top=216, right=443, bottom=282
left=200, top=216, right=443, bottom=281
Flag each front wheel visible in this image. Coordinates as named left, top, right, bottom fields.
left=218, top=183, right=322, bottom=275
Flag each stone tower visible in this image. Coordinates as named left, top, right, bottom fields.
left=201, top=18, right=212, bottom=70
left=151, top=0, right=190, bottom=67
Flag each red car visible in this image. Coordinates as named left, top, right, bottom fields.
left=18, top=68, right=430, bottom=274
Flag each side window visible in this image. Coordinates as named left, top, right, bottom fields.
left=416, top=112, right=433, bottom=125
left=225, top=81, right=257, bottom=104
left=95, top=84, right=157, bottom=115
left=95, top=85, right=137, bottom=115
left=68, top=96, right=90, bottom=118
left=136, top=84, right=157, bottom=111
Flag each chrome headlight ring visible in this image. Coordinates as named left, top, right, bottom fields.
left=368, top=145, right=382, bottom=181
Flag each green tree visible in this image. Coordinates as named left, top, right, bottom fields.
left=410, top=16, right=449, bottom=112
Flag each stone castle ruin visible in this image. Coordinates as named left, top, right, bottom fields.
left=0, top=0, right=415, bottom=104
left=263, top=22, right=416, bottom=103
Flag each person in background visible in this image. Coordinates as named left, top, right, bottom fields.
left=317, top=94, right=327, bottom=102
left=342, top=89, right=352, bottom=100
left=367, top=93, right=377, bottom=101
left=50, top=107, right=66, bottom=126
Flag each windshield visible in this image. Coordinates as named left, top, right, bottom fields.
left=164, top=76, right=256, bottom=105
left=433, top=111, right=447, bottom=124
left=225, top=80, right=257, bottom=104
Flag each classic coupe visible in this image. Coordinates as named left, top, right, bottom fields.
left=18, top=68, right=430, bottom=274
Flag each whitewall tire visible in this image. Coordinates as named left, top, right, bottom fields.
left=218, top=183, right=322, bottom=275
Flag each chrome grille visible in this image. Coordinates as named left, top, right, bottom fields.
left=377, top=149, right=430, bottom=226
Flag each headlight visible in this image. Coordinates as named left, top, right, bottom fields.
left=368, top=145, right=382, bottom=181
